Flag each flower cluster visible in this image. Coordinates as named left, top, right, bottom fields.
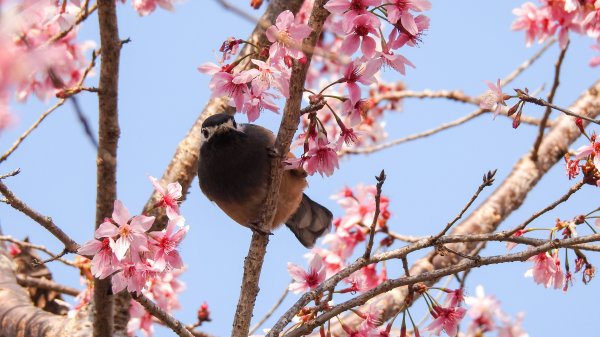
left=462, top=285, right=529, bottom=337
left=0, top=1, right=94, bottom=133
left=200, top=2, right=432, bottom=176
left=565, top=127, right=600, bottom=185
left=287, top=184, right=390, bottom=295
left=512, top=0, right=600, bottom=66
left=77, top=176, right=187, bottom=295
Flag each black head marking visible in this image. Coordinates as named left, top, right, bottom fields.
left=202, top=113, right=237, bottom=129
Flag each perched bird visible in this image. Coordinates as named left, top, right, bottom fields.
left=197, top=113, right=332, bottom=247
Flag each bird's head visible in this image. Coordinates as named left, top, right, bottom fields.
left=200, top=113, right=242, bottom=143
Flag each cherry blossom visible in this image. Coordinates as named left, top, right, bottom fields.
left=78, top=237, right=119, bottom=279
left=388, top=14, right=430, bottom=49
left=265, top=10, right=312, bottom=62
left=464, top=285, right=503, bottom=334
left=241, top=85, right=279, bottom=122
left=95, top=200, right=155, bottom=261
left=524, top=250, right=564, bottom=289
left=287, top=253, right=327, bottom=293
left=342, top=59, right=381, bottom=105
left=149, top=175, right=182, bottom=218
left=341, top=14, right=381, bottom=58
left=424, top=305, right=466, bottom=336
left=148, top=215, right=188, bottom=272
left=479, top=79, right=507, bottom=118
left=386, top=0, right=432, bottom=35
left=324, top=0, right=381, bottom=32
left=575, top=138, right=600, bottom=170
left=131, top=0, right=175, bottom=16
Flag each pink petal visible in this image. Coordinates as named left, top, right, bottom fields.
left=148, top=176, right=165, bottom=195
left=361, top=36, right=376, bottom=58
left=287, top=262, right=308, bottom=282
left=113, top=236, right=130, bottom=261
left=131, top=215, right=155, bottom=232
left=96, top=221, right=119, bottom=238
left=341, top=34, right=361, bottom=56
left=400, top=12, right=418, bottom=36
left=78, top=239, right=102, bottom=255
left=112, top=200, right=131, bottom=226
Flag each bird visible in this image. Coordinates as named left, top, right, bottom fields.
left=197, top=113, right=332, bottom=247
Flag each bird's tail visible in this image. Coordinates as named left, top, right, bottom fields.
left=285, top=194, right=333, bottom=248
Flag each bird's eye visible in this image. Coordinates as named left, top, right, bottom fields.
left=202, top=129, right=209, bottom=139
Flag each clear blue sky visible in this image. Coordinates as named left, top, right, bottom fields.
left=1, top=1, right=599, bottom=336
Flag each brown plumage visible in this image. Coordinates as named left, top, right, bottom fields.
left=197, top=113, right=332, bottom=247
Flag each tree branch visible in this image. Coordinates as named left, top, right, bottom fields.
left=94, top=0, right=122, bottom=335
left=230, top=2, right=330, bottom=337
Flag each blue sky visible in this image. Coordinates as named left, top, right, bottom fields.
left=1, top=1, right=599, bottom=336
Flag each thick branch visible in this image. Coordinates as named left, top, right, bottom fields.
left=94, top=0, right=122, bottom=336
left=0, top=182, right=79, bottom=253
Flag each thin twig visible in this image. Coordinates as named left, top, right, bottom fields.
left=364, top=170, right=386, bottom=259
left=345, top=40, right=555, bottom=156
left=373, top=89, right=478, bottom=105
left=531, top=42, right=569, bottom=161
left=0, top=182, right=79, bottom=253
left=249, top=284, right=291, bottom=335
left=519, top=93, right=600, bottom=125
left=0, top=236, right=78, bottom=267
left=385, top=231, right=421, bottom=243
left=432, top=170, right=496, bottom=241
left=505, top=179, right=586, bottom=237
left=132, top=292, right=194, bottom=337
left=500, top=39, right=555, bottom=86
left=276, top=233, right=600, bottom=337
left=0, top=169, right=20, bottom=180
left=16, top=274, right=80, bottom=297
left=0, top=101, right=66, bottom=164
left=45, top=2, right=99, bottom=46
left=344, top=109, right=485, bottom=155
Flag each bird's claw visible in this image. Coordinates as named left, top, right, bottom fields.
left=248, top=221, right=273, bottom=236
left=266, top=146, right=280, bottom=158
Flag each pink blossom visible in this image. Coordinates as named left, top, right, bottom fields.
left=241, top=86, right=279, bottom=122
left=464, top=285, right=502, bottom=334
left=479, top=79, right=506, bottom=118
left=148, top=215, right=188, bottom=272
left=374, top=46, right=415, bottom=75
left=128, top=300, right=155, bottom=337
left=95, top=200, right=155, bottom=261
left=78, top=237, right=119, bottom=279
left=506, top=229, right=526, bottom=251
left=443, top=288, right=465, bottom=308
left=236, top=59, right=281, bottom=93
left=304, top=136, right=340, bottom=177
left=324, top=0, right=381, bottom=32
left=388, top=14, right=430, bottom=49
left=209, top=71, right=249, bottom=111
left=386, top=0, right=432, bottom=35
left=132, top=0, right=174, bottom=16
left=341, top=14, right=381, bottom=58
left=575, top=138, right=600, bottom=170
left=149, top=176, right=182, bottom=218
left=590, top=44, right=600, bottom=67
left=112, top=258, right=157, bottom=294
left=342, top=59, right=380, bottom=104
left=287, top=253, right=326, bottom=293
left=512, top=2, right=544, bottom=47
left=524, top=251, right=564, bottom=289
left=497, top=313, right=530, bottom=337
left=266, top=10, right=312, bottom=62
left=424, top=305, right=466, bottom=336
